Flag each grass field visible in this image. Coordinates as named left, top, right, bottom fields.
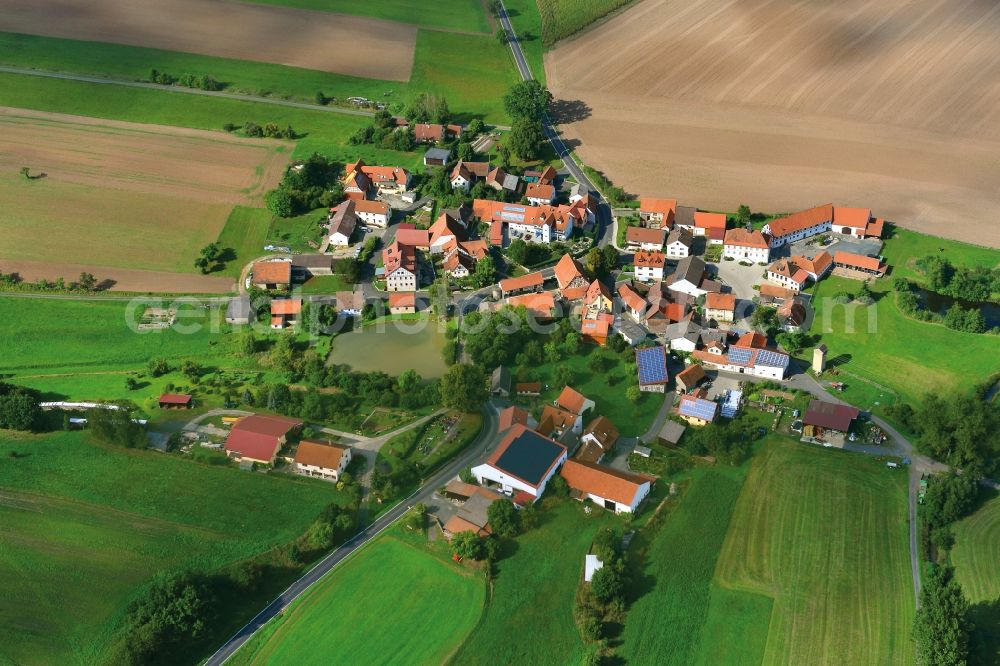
left=0, top=430, right=343, bottom=664
left=715, top=440, right=914, bottom=665
left=217, top=206, right=275, bottom=277
left=880, top=227, right=1000, bottom=283
left=231, top=534, right=485, bottom=665
left=503, top=0, right=547, bottom=83
left=808, top=276, right=1000, bottom=405
left=239, top=0, right=490, bottom=33
left=952, top=494, right=1000, bottom=663
left=537, top=0, right=634, bottom=45
left=0, top=30, right=515, bottom=124
left=451, top=500, right=613, bottom=665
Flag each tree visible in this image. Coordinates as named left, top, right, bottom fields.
left=508, top=117, right=545, bottom=160
left=735, top=204, right=752, bottom=227
left=466, top=118, right=485, bottom=137
left=506, top=238, right=529, bottom=265
left=487, top=499, right=521, bottom=538
left=20, top=166, right=30, bottom=180
left=487, top=0, right=502, bottom=16
left=148, top=358, right=170, bottom=377
left=456, top=142, right=475, bottom=162
left=452, top=530, right=485, bottom=560
left=439, top=364, right=488, bottom=413
left=87, top=407, right=147, bottom=449
left=498, top=143, right=512, bottom=169
left=236, top=330, right=257, bottom=357
left=503, top=80, right=553, bottom=120
left=750, top=305, right=779, bottom=334
left=76, top=272, right=97, bottom=291
left=474, top=255, right=497, bottom=288
left=0, top=385, right=41, bottom=431
left=495, top=28, right=509, bottom=44
left=266, top=188, right=294, bottom=217
left=554, top=364, right=576, bottom=388
left=913, top=566, right=971, bottom=666
left=626, top=385, right=642, bottom=403
left=590, top=565, right=624, bottom=604
left=406, top=92, right=450, bottom=124
left=922, top=473, right=980, bottom=531
left=125, top=376, right=139, bottom=391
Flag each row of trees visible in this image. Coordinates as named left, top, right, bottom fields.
left=265, top=153, right=344, bottom=218
left=227, top=121, right=297, bottom=140
left=575, top=526, right=627, bottom=663
left=895, top=278, right=990, bottom=334
left=0, top=271, right=102, bottom=293
left=915, top=255, right=1000, bottom=303
left=502, top=80, right=552, bottom=160
left=149, top=69, right=222, bottom=91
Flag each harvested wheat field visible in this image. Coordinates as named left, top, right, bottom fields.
left=0, top=0, right=416, bottom=81
left=0, top=108, right=289, bottom=286
left=547, top=0, right=1000, bottom=247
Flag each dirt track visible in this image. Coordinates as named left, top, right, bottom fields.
left=0, top=0, right=416, bottom=81
left=0, top=259, right=235, bottom=293
left=546, top=0, right=1000, bottom=247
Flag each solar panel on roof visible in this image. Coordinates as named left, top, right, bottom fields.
left=494, top=430, right=564, bottom=486
left=756, top=350, right=789, bottom=368
left=636, top=347, right=668, bottom=384
left=728, top=347, right=753, bottom=364
left=503, top=205, right=526, bottom=212
left=680, top=398, right=716, bottom=421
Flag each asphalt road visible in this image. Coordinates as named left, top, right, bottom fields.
left=203, top=406, right=500, bottom=665
left=498, top=3, right=614, bottom=249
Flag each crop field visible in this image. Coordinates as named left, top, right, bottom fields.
left=0, top=30, right=515, bottom=123
left=0, top=0, right=417, bottom=81
left=546, top=0, right=1000, bottom=247
left=715, top=440, right=913, bottom=665
left=0, top=430, right=341, bottom=664
left=0, top=107, right=289, bottom=287
left=452, top=500, right=613, bottom=665
left=809, top=276, right=1000, bottom=405
left=231, top=535, right=485, bottom=665
left=537, top=0, right=634, bottom=45
left=240, top=0, right=491, bottom=33
left=952, top=495, right=1000, bottom=662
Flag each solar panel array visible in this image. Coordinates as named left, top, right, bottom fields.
left=680, top=397, right=717, bottom=421
left=495, top=430, right=564, bottom=486
left=636, top=346, right=668, bottom=384
left=756, top=350, right=789, bottom=368
left=728, top=347, right=753, bottom=364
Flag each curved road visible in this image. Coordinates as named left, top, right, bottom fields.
left=203, top=405, right=500, bottom=665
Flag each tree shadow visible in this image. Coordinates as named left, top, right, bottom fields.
left=969, top=596, right=1000, bottom=665
left=826, top=353, right=853, bottom=368
left=95, top=278, right=117, bottom=291
left=518, top=31, right=539, bottom=43
left=550, top=99, right=592, bottom=125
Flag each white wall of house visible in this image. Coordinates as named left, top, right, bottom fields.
left=723, top=244, right=769, bottom=263
left=386, top=267, right=417, bottom=292
left=668, top=280, right=706, bottom=298
left=472, top=453, right=567, bottom=500
left=580, top=483, right=650, bottom=513
left=639, top=382, right=667, bottom=393
left=295, top=450, right=351, bottom=483
left=448, top=264, right=470, bottom=278
left=668, top=337, right=698, bottom=352
left=509, top=221, right=552, bottom=244
left=527, top=195, right=551, bottom=206
left=329, top=232, right=352, bottom=247
left=357, top=210, right=389, bottom=228
left=706, top=307, right=734, bottom=323
left=451, top=175, right=471, bottom=191
left=699, top=357, right=788, bottom=380
left=635, top=265, right=664, bottom=283
left=665, top=241, right=689, bottom=258
left=764, top=220, right=832, bottom=248
left=766, top=271, right=804, bottom=292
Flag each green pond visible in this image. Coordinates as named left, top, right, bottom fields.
left=327, top=319, right=448, bottom=377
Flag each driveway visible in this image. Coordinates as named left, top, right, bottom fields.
left=713, top=258, right=765, bottom=301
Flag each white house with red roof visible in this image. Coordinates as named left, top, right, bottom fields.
left=450, top=161, right=490, bottom=191
left=471, top=425, right=568, bottom=502
left=560, top=460, right=654, bottom=514
left=723, top=228, right=770, bottom=263
left=639, top=198, right=677, bottom=228
left=225, top=414, right=302, bottom=465
left=767, top=258, right=811, bottom=292
left=634, top=251, right=666, bottom=283
left=526, top=182, right=556, bottom=206
left=383, top=241, right=419, bottom=292
left=690, top=332, right=790, bottom=380
left=693, top=212, right=726, bottom=244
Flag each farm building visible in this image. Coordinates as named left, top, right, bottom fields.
left=833, top=252, right=887, bottom=278
left=626, top=226, right=667, bottom=251
left=471, top=425, right=568, bottom=502
left=658, top=420, right=687, bottom=446
left=576, top=416, right=620, bottom=464
left=270, top=299, right=302, bottom=329
left=293, top=441, right=352, bottom=482
left=675, top=363, right=706, bottom=393
left=635, top=345, right=669, bottom=393
left=388, top=292, right=417, bottom=314
left=499, top=272, right=545, bottom=298
left=158, top=393, right=192, bottom=409
left=224, top=414, right=302, bottom=465
left=705, top=292, right=737, bottom=323
left=560, top=460, right=655, bottom=514
left=803, top=400, right=860, bottom=435
left=442, top=486, right=504, bottom=540
left=423, top=147, right=451, bottom=167
left=225, top=295, right=252, bottom=325
left=252, top=261, right=291, bottom=290
left=639, top=197, right=677, bottom=228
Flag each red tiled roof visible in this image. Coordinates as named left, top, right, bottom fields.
left=626, top=226, right=667, bottom=246
left=795, top=251, right=833, bottom=276
left=515, top=382, right=541, bottom=394
left=353, top=199, right=389, bottom=215
left=395, top=228, right=431, bottom=247
left=556, top=386, right=589, bottom=414
left=270, top=299, right=302, bottom=315
left=584, top=279, right=612, bottom=304
left=833, top=207, right=871, bottom=230
left=758, top=283, right=794, bottom=300
left=634, top=251, right=666, bottom=268
left=664, top=302, right=687, bottom=322
left=538, top=405, right=577, bottom=435
left=499, top=406, right=530, bottom=431
left=414, top=123, right=444, bottom=142
left=508, top=291, right=555, bottom=318
left=640, top=197, right=677, bottom=217
left=803, top=400, right=860, bottom=432
left=768, top=204, right=834, bottom=237
left=526, top=183, right=555, bottom=200
left=158, top=393, right=192, bottom=405
left=676, top=364, right=706, bottom=386
left=865, top=218, right=885, bottom=238
left=618, top=284, right=646, bottom=313
left=554, top=253, right=586, bottom=289
left=834, top=251, right=886, bottom=273
left=694, top=211, right=726, bottom=232
left=705, top=292, right=736, bottom=311
left=388, top=292, right=416, bottom=308
left=560, top=459, right=653, bottom=506
left=499, top=272, right=544, bottom=293
left=736, top=331, right=768, bottom=349
left=225, top=414, right=302, bottom=462
left=294, top=440, right=349, bottom=469
left=252, top=261, right=291, bottom=285
left=583, top=416, right=619, bottom=450
left=724, top=228, right=769, bottom=248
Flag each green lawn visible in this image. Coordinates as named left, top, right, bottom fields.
left=239, top=0, right=490, bottom=33
left=451, top=500, right=613, bottom=665
left=266, top=208, right=328, bottom=252
left=715, top=439, right=914, bottom=665
left=299, top=274, right=354, bottom=294
left=0, top=430, right=343, bottom=664
left=808, top=276, right=1000, bottom=405
left=880, top=227, right=1000, bottom=283
left=620, top=464, right=755, bottom=665
left=952, top=494, right=1000, bottom=663
left=231, top=534, right=485, bottom=665
left=216, top=206, right=275, bottom=277
left=0, top=29, right=515, bottom=124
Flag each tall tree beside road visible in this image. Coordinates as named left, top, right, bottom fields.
left=913, top=566, right=971, bottom=666
left=439, top=364, right=488, bottom=413
left=503, top=80, right=553, bottom=121
left=508, top=118, right=545, bottom=160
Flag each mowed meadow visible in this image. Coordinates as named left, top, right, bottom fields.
left=0, top=430, right=343, bottom=665
left=952, top=494, right=1000, bottom=663
left=620, top=437, right=914, bottom=665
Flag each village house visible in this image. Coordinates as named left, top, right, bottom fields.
left=794, top=251, right=834, bottom=281
left=576, top=416, right=620, bottom=463
left=270, top=298, right=301, bottom=329
left=560, top=460, right=654, bottom=514
left=664, top=229, right=693, bottom=259
left=507, top=291, right=556, bottom=321
left=383, top=241, right=420, bottom=292
left=581, top=315, right=613, bottom=346
left=615, top=318, right=648, bottom=347
left=450, top=160, right=490, bottom=191
left=635, top=345, right=669, bottom=393
left=673, top=205, right=697, bottom=232
left=766, top=258, right=811, bottom=292
left=224, top=414, right=302, bottom=466
left=413, top=123, right=461, bottom=144
left=626, top=226, right=666, bottom=252
left=569, top=192, right=599, bottom=228
left=394, top=225, right=431, bottom=249
left=663, top=319, right=702, bottom=352
left=704, top=292, right=737, bottom=323
left=832, top=207, right=885, bottom=239
left=554, top=253, right=589, bottom=300
left=485, top=166, right=522, bottom=197
left=492, top=367, right=512, bottom=397
left=343, top=160, right=411, bottom=200
left=442, top=485, right=505, bottom=539
left=524, top=165, right=557, bottom=185
left=556, top=385, right=595, bottom=424
left=353, top=199, right=391, bottom=228
left=158, top=393, right=192, bottom=409
left=691, top=331, right=790, bottom=380
left=499, top=272, right=544, bottom=298
left=526, top=182, right=556, bottom=206
left=498, top=405, right=537, bottom=431
left=471, top=424, right=568, bottom=503
left=762, top=203, right=834, bottom=248
left=336, top=290, right=367, bottom=317
left=639, top=197, right=677, bottom=228
left=423, top=146, right=451, bottom=167
left=834, top=251, right=887, bottom=278
left=778, top=296, right=809, bottom=331
left=537, top=404, right=581, bottom=441
left=291, top=254, right=333, bottom=280
left=693, top=212, right=727, bottom=244
left=667, top=256, right=709, bottom=297
left=677, top=390, right=718, bottom=425
left=252, top=260, right=291, bottom=290
left=388, top=292, right=417, bottom=314
left=583, top=280, right=614, bottom=319
left=675, top=363, right=706, bottom=393
left=723, top=228, right=770, bottom=263
left=327, top=200, right=357, bottom=246
left=472, top=199, right=577, bottom=244
left=294, top=440, right=352, bottom=482
left=618, top=283, right=647, bottom=321
left=634, top=251, right=666, bottom=283
left=428, top=213, right=465, bottom=254
left=515, top=382, right=541, bottom=397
